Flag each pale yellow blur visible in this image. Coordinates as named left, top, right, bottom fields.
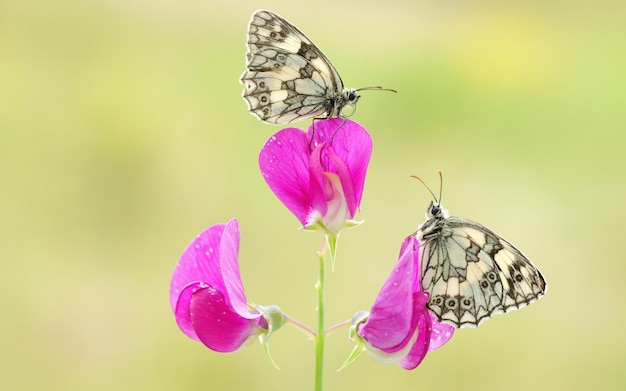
left=1, top=1, right=624, bottom=390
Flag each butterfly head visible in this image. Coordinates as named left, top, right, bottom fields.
left=411, top=173, right=448, bottom=221
left=416, top=200, right=448, bottom=240
left=333, top=88, right=361, bottom=117
left=345, top=89, right=361, bottom=105
left=412, top=173, right=449, bottom=239
left=426, top=200, right=449, bottom=220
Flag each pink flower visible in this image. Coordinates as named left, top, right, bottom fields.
left=258, top=118, right=372, bottom=235
left=170, top=219, right=283, bottom=353
left=352, top=236, right=454, bottom=369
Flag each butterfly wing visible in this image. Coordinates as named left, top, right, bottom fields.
left=240, top=10, right=346, bottom=124
left=419, top=216, right=547, bottom=328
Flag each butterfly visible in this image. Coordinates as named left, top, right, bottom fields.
left=412, top=174, right=547, bottom=328
left=240, top=9, right=394, bottom=124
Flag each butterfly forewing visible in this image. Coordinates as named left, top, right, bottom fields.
left=240, top=10, right=351, bottom=124
left=417, top=204, right=547, bottom=328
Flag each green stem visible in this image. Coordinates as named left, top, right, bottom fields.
left=314, top=241, right=326, bottom=391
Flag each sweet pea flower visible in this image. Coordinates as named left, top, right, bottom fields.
left=345, top=236, right=455, bottom=370
left=170, top=219, right=284, bottom=353
left=258, top=118, right=372, bottom=236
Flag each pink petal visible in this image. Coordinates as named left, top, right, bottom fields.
left=429, top=317, right=455, bottom=351
left=174, top=282, right=208, bottom=341
left=259, top=119, right=372, bottom=227
left=170, top=219, right=251, bottom=317
left=326, top=149, right=357, bottom=217
left=258, top=128, right=312, bottom=224
left=218, top=220, right=255, bottom=318
left=359, top=236, right=417, bottom=352
left=190, top=286, right=260, bottom=353
left=170, top=223, right=227, bottom=312
left=308, top=119, right=372, bottom=209
left=398, top=303, right=433, bottom=370
left=308, top=144, right=330, bottom=217
left=170, top=219, right=258, bottom=342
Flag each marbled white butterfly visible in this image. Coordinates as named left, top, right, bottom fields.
left=413, top=174, right=547, bottom=328
left=240, top=9, right=394, bottom=124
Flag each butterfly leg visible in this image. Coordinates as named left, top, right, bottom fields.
left=308, top=117, right=347, bottom=150
left=329, top=118, right=348, bottom=146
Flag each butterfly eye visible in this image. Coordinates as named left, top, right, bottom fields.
left=347, top=90, right=360, bottom=104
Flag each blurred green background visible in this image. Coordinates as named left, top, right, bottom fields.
left=2, top=0, right=625, bottom=390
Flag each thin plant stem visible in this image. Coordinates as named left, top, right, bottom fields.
left=314, top=239, right=327, bottom=391
left=324, top=319, right=351, bottom=336
left=284, top=314, right=317, bottom=338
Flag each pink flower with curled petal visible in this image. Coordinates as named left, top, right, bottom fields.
left=351, top=236, right=454, bottom=369
left=170, top=219, right=283, bottom=353
left=258, top=118, right=372, bottom=235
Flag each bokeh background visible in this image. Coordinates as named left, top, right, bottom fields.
left=2, top=0, right=625, bottom=390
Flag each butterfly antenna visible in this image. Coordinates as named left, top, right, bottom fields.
left=410, top=175, right=439, bottom=203
left=356, top=86, right=397, bottom=93
left=437, top=170, right=443, bottom=206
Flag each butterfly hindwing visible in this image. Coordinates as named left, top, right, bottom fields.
left=418, top=203, right=547, bottom=328
left=240, top=10, right=352, bottom=124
